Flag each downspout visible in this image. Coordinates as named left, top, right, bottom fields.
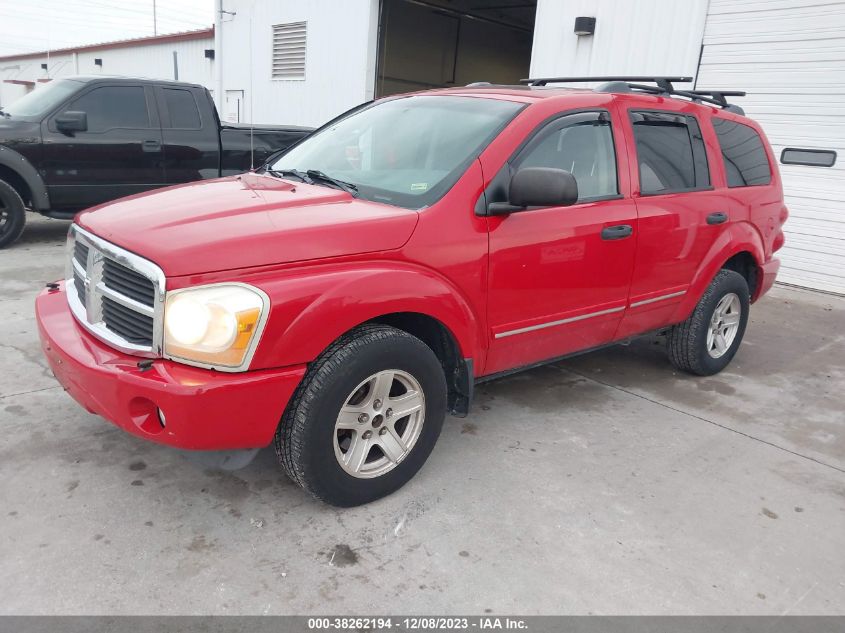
left=214, top=0, right=224, bottom=113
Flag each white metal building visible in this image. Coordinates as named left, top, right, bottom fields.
left=211, top=0, right=844, bottom=295
left=0, top=28, right=214, bottom=108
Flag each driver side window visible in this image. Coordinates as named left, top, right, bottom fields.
left=514, top=112, right=619, bottom=201
left=63, top=86, right=150, bottom=133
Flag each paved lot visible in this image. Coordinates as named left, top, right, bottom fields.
left=1, top=215, right=844, bottom=615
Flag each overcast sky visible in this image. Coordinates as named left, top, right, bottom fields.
left=0, top=0, right=213, bottom=57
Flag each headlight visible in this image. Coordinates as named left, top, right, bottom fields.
left=164, top=283, right=269, bottom=371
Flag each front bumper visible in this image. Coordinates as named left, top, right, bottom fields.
left=35, top=283, right=306, bottom=450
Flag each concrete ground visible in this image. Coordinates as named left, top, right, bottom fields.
left=1, top=215, right=844, bottom=615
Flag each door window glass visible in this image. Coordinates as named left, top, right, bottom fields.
left=514, top=114, right=618, bottom=201
left=64, top=86, right=150, bottom=132
left=630, top=111, right=710, bottom=194
left=163, top=88, right=201, bottom=129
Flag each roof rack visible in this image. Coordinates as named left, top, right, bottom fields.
left=521, top=76, right=693, bottom=90
left=518, top=76, right=746, bottom=114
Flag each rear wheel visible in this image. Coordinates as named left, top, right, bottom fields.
left=667, top=269, right=750, bottom=376
left=0, top=179, right=26, bottom=249
left=275, top=324, right=447, bottom=507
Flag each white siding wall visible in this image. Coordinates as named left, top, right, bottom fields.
left=0, top=35, right=214, bottom=108
left=697, top=0, right=845, bottom=294
left=530, top=0, right=709, bottom=84
left=219, top=0, right=379, bottom=127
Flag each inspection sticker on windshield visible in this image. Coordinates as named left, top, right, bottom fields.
left=410, top=183, right=429, bottom=192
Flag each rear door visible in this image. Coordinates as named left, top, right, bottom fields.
left=615, top=105, right=732, bottom=339
left=155, top=85, right=221, bottom=184
left=484, top=109, right=638, bottom=375
left=41, top=83, right=165, bottom=209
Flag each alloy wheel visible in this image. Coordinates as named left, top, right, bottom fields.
left=706, top=292, right=741, bottom=358
left=333, top=369, right=426, bottom=479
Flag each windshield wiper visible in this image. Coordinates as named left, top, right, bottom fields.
left=266, top=168, right=311, bottom=184
left=306, top=170, right=359, bottom=197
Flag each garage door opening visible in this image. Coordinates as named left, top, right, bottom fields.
left=375, top=0, right=537, bottom=98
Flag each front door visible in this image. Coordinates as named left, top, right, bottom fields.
left=41, top=84, right=165, bottom=210
left=484, top=110, right=637, bottom=375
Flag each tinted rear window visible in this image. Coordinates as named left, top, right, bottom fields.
left=630, top=111, right=710, bottom=195
left=163, top=88, right=201, bottom=129
left=712, top=118, right=772, bottom=187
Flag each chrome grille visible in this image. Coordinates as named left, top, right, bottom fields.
left=102, top=259, right=156, bottom=306
left=102, top=296, right=155, bottom=345
left=66, top=225, right=165, bottom=356
left=73, top=241, right=89, bottom=267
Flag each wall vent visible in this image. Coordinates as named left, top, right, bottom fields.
left=271, top=21, right=307, bottom=80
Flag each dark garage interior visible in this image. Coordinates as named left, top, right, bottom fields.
left=376, top=0, right=537, bottom=96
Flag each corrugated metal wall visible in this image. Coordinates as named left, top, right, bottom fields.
left=530, top=0, right=708, bottom=82
left=697, top=0, right=845, bottom=294
left=0, top=35, right=214, bottom=107
left=219, top=0, right=378, bottom=127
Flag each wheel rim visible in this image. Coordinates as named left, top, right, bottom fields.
left=333, top=369, right=426, bottom=479
left=0, top=202, right=9, bottom=237
left=706, top=292, right=741, bottom=359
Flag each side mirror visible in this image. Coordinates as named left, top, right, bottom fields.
left=488, top=167, right=578, bottom=215
left=56, top=111, right=88, bottom=134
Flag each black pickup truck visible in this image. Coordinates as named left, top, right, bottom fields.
left=0, top=76, right=312, bottom=247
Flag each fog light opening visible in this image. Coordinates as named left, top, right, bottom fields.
left=157, top=409, right=167, bottom=429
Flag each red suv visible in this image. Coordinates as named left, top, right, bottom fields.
left=36, top=77, right=786, bottom=506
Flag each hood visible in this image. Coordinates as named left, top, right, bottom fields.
left=77, top=173, right=419, bottom=277
left=0, top=119, right=41, bottom=145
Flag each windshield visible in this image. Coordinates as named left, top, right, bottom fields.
left=270, top=95, right=524, bottom=209
left=2, top=79, right=82, bottom=118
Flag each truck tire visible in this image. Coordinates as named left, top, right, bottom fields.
left=666, top=269, right=750, bottom=376
left=0, top=179, right=26, bottom=249
left=275, top=324, right=447, bottom=507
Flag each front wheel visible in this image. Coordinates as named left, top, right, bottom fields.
left=0, top=179, right=26, bottom=249
left=666, top=269, right=750, bottom=376
left=275, top=325, right=447, bottom=506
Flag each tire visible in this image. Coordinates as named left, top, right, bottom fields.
left=275, top=324, right=447, bottom=507
left=0, top=179, right=26, bottom=249
left=667, top=269, right=750, bottom=376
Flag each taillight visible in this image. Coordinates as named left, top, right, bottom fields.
left=779, top=206, right=789, bottom=225
left=773, top=231, right=785, bottom=253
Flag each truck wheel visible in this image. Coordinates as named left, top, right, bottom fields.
left=0, top=180, right=27, bottom=249
left=666, top=269, right=750, bottom=376
left=275, top=324, right=447, bottom=507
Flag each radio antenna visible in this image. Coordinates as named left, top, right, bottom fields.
left=249, top=14, right=255, bottom=170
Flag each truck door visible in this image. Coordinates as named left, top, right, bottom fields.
left=614, top=107, right=731, bottom=339
left=484, top=110, right=638, bottom=375
left=41, top=84, right=165, bottom=210
left=155, top=85, right=221, bottom=184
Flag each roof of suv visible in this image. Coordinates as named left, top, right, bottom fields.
left=422, top=77, right=748, bottom=116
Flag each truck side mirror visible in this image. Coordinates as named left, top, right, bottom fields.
left=488, top=167, right=579, bottom=215
left=56, top=111, right=88, bottom=134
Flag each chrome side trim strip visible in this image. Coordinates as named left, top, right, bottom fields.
left=494, top=306, right=625, bottom=339
left=629, top=290, right=686, bottom=308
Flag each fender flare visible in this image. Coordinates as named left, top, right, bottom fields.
left=0, top=145, right=49, bottom=210
left=671, top=222, right=765, bottom=323
left=248, top=262, right=484, bottom=371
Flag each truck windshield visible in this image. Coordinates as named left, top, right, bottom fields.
left=1, top=79, right=82, bottom=118
left=270, top=95, right=524, bottom=209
